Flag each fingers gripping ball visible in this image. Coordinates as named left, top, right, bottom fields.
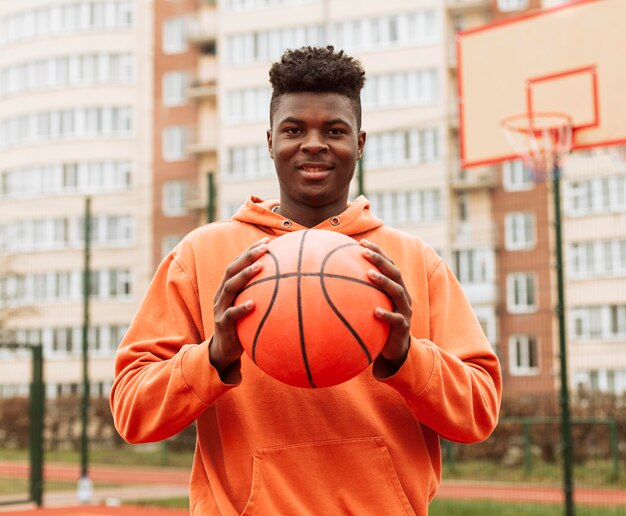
left=234, top=229, right=392, bottom=388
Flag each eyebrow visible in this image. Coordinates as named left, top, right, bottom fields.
left=278, top=117, right=352, bottom=126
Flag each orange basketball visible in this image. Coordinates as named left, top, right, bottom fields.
left=234, top=229, right=392, bottom=388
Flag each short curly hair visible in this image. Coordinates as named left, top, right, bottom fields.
left=269, top=46, right=366, bottom=128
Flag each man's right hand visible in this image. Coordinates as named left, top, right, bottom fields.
left=210, top=237, right=269, bottom=381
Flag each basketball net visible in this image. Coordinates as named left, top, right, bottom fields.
left=501, top=112, right=573, bottom=182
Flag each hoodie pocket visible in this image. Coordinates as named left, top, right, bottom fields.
left=241, top=436, right=415, bottom=515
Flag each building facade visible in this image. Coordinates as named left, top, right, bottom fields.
left=0, top=0, right=154, bottom=398
left=2, top=0, right=624, bottom=400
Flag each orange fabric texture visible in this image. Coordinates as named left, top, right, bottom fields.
left=110, top=196, right=502, bottom=515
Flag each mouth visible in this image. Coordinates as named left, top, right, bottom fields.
left=297, top=162, right=333, bottom=179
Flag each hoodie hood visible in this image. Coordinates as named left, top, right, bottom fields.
left=231, top=195, right=384, bottom=237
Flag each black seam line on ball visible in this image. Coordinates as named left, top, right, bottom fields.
left=251, top=251, right=280, bottom=363
left=297, top=230, right=316, bottom=388
left=320, top=243, right=372, bottom=364
left=239, top=272, right=386, bottom=296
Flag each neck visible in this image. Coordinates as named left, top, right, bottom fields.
left=277, top=197, right=348, bottom=228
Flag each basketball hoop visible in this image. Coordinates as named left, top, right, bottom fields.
left=501, top=112, right=573, bottom=182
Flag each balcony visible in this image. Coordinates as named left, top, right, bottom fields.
left=447, top=0, right=490, bottom=12
left=187, top=80, right=217, bottom=100
left=187, top=9, right=217, bottom=46
left=450, top=166, right=497, bottom=190
left=187, top=140, right=217, bottom=156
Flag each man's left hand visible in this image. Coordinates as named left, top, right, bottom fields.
left=360, top=239, right=412, bottom=370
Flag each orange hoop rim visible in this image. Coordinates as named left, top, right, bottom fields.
left=500, top=111, right=573, bottom=134
left=500, top=111, right=574, bottom=137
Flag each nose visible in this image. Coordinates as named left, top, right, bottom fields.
left=301, top=130, right=328, bottom=154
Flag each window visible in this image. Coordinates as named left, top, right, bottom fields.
left=454, top=248, right=495, bottom=284
left=163, top=71, right=189, bottom=106
left=226, top=144, right=274, bottom=179
left=162, top=180, right=188, bottom=216
left=369, top=189, right=441, bottom=227
left=364, top=128, right=439, bottom=169
left=162, top=126, right=187, bottom=161
left=0, top=107, right=133, bottom=149
left=498, top=0, right=529, bottom=12
left=509, top=335, right=539, bottom=375
left=502, top=160, right=534, bottom=191
left=504, top=212, right=535, bottom=250
left=568, top=239, right=626, bottom=279
left=1, top=2, right=135, bottom=48
left=329, top=10, right=439, bottom=52
left=223, top=87, right=271, bottom=124
left=565, top=175, right=626, bottom=216
left=361, top=70, right=438, bottom=110
left=506, top=273, right=536, bottom=313
left=163, top=17, right=188, bottom=55
left=227, top=24, right=323, bottom=65
left=574, top=369, right=626, bottom=395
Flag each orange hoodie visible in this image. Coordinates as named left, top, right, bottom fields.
left=110, top=196, right=501, bottom=515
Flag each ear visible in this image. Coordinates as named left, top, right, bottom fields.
left=357, top=130, right=366, bottom=160
left=267, top=129, right=274, bottom=159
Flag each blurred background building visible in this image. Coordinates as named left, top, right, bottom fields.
left=0, top=0, right=153, bottom=398
left=1, top=0, right=625, bottom=402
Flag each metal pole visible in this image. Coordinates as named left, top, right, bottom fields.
left=207, top=171, right=215, bottom=223
left=552, top=162, right=574, bottom=516
left=29, top=344, right=44, bottom=506
left=357, top=158, right=365, bottom=198
left=608, top=418, right=619, bottom=481
left=78, top=197, right=93, bottom=503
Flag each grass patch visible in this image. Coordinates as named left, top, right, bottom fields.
left=0, top=478, right=111, bottom=496
left=0, top=443, right=194, bottom=469
left=430, top=499, right=626, bottom=515
left=131, top=498, right=189, bottom=509
left=443, top=459, right=625, bottom=489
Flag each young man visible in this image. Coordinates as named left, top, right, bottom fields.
left=111, top=46, right=501, bottom=515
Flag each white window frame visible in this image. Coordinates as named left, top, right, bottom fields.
left=162, top=180, right=188, bottom=217
left=498, top=0, right=529, bottom=12
left=502, top=160, right=534, bottom=191
left=508, top=334, right=539, bottom=376
left=506, top=272, right=537, bottom=313
left=163, top=71, right=189, bottom=107
left=163, top=17, right=188, bottom=55
left=504, top=212, right=535, bottom=251
left=162, top=126, right=187, bottom=161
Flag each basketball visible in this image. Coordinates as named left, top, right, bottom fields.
left=234, top=229, right=392, bottom=388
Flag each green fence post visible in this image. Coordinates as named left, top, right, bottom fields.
left=207, top=171, right=216, bottom=223
left=161, top=439, right=170, bottom=466
left=523, top=418, right=532, bottom=477
left=357, top=158, right=365, bottom=198
left=29, top=344, right=44, bottom=506
left=608, top=417, right=619, bottom=482
left=443, top=439, right=455, bottom=473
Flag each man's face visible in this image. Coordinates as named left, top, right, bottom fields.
left=267, top=92, right=366, bottom=216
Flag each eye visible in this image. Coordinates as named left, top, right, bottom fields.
left=328, top=128, right=346, bottom=136
left=283, top=127, right=302, bottom=135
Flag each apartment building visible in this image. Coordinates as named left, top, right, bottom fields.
left=0, top=0, right=154, bottom=398
left=564, top=147, right=626, bottom=394
left=3, top=0, right=621, bottom=400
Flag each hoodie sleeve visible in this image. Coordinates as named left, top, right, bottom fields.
left=109, top=251, right=238, bottom=444
left=381, top=259, right=502, bottom=444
